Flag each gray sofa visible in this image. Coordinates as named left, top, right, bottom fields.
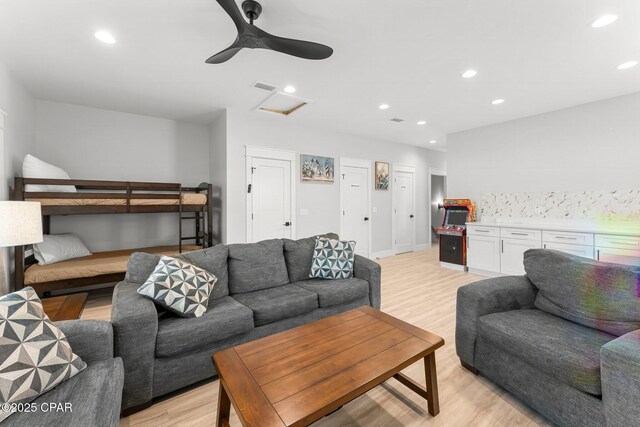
left=111, top=235, right=381, bottom=411
left=456, top=249, right=640, bottom=427
left=7, top=320, right=124, bottom=427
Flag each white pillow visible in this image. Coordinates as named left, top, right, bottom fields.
left=33, top=234, right=91, bottom=265
left=22, top=154, right=76, bottom=193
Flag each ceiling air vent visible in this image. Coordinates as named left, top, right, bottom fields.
left=256, top=92, right=310, bottom=116
left=253, top=81, right=277, bottom=92
left=390, top=118, right=405, bottom=123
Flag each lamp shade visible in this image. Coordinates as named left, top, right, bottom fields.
left=0, top=201, right=43, bottom=247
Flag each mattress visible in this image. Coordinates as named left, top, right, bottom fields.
left=26, top=193, right=207, bottom=207
left=24, top=245, right=202, bottom=285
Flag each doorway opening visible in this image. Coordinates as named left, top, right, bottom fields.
left=429, top=169, right=447, bottom=245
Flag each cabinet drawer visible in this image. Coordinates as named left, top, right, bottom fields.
left=595, top=234, right=640, bottom=250
left=543, top=242, right=594, bottom=259
left=467, top=225, right=499, bottom=237
left=596, top=247, right=640, bottom=266
left=500, top=228, right=541, bottom=241
left=543, top=231, right=594, bottom=246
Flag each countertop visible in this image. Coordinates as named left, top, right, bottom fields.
left=467, top=221, right=640, bottom=237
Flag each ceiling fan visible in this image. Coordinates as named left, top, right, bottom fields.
left=206, top=0, right=334, bottom=64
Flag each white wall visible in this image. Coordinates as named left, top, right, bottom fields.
left=34, top=101, right=211, bottom=252
left=0, top=60, right=36, bottom=294
left=447, top=92, right=640, bottom=218
left=224, top=110, right=447, bottom=253
left=210, top=111, right=227, bottom=243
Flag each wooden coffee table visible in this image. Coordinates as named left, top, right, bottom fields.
left=41, top=293, right=89, bottom=321
left=213, top=306, right=444, bottom=427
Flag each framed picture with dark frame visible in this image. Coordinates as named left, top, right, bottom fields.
left=375, top=161, right=390, bottom=190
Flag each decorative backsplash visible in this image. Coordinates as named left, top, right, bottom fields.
left=481, top=190, right=640, bottom=223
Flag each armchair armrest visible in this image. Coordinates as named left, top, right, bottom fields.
left=56, top=320, right=113, bottom=363
left=111, top=281, right=159, bottom=410
left=353, top=255, right=381, bottom=309
left=455, top=275, right=537, bottom=368
left=601, top=330, right=640, bottom=427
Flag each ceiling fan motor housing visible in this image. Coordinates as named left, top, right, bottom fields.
left=242, top=0, right=263, bottom=21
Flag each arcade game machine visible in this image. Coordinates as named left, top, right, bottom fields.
left=436, top=199, right=477, bottom=271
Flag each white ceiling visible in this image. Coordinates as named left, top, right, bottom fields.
left=1, top=0, right=639, bottom=149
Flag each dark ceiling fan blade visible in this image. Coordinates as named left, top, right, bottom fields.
left=260, top=31, right=333, bottom=60
left=206, top=44, right=244, bottom=64
left=216, top=0, right=247, bottom=30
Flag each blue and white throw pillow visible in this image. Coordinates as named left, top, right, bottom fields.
left=309, top=237, right=356, bottom=280
left=138, top=256, right=217, bottom=318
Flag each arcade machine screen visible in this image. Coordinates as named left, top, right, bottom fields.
left=445, top=209, right=469, bottom=227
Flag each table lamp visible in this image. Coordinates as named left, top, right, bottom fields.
left=0, top=201, right=43, bottom=292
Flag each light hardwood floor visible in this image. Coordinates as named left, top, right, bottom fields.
left=82, top=246, right=549, bottom=427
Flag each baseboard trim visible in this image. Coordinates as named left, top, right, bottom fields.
left=414, top=243, right=431, bottom=251
left=372, top=250, right=395, bottom=260
left=468, top=268, right=503, bottom=277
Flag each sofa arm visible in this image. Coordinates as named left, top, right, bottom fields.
left=57, top=320, right=114, bottom=363
left=353, top=255, right=381, bottom=309
left=601, top=330, right=640, bottom=427
left=111, top=281, right=159, bottom=410
left=455, top=275, right=537, bottom=368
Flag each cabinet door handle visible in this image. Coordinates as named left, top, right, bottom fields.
left=597, top=249, right=600, bottom=260
left=501, top=240, right=504, bottom=253
left=555, top=236, right=577, bottom=240
left=474, top=229, right=490, bottom=233
left=544, top=244, right=547, bottom=249
left=510, top=232, right=529, bottom=236
left=608, top=240, right=639, bottom=246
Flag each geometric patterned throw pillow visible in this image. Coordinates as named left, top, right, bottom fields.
left=309, top=237, right=356, bottom=280
left=0, top=287, right=86, bottom=422
left=137, top=256, right=217, bottom=318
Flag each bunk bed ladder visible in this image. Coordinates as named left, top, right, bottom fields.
left=178, top=186, right=208, bottom=252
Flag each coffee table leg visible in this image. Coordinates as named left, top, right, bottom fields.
left=217, top=380, right=231, bottom=427
left=424, top=353, right=440, bottom=416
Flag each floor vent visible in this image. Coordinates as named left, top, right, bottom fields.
left=253, top=82, right=277, bottom=92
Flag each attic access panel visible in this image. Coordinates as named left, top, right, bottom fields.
left=256, top=92, right=311, bottom=116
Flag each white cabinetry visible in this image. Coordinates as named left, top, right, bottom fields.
left=595, top=234, right=640, bottom=266
left=467, top=234, right=500, bottom=274
left=500, top=228, right=542, bottom=275
left=542, top=231, right=594, bottom=259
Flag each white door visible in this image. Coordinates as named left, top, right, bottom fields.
left=249, top=157, right=292, bottom=242
left=341, top=165, right=370, bottom=257
left=544, top=242, right=594, bottom=259
left=501, top=238, right=542, bottom=275
left=394, top=170, right=415, bottom=254
left=468, top=235, right=501, bottom=272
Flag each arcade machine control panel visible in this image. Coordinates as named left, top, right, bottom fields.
left=436, top=199, right=477, bottom=271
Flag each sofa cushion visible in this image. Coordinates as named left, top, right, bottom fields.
left=524, top=249, right=640, bottom=336
left=228, top=239, right=289, bottom=294
left=295, top=278, right=369, bottom=308
left=126, top=245, right=230, bottom=300
left=478, top=309, right=616, bottom=395
left=7, top=358, right=124, bottom=427
left=179, top=245, right=230, bottom=299
left=137, top=256, right=217, bottom=318
left=156, top=296, right=254, bottom=358
left=283, top=233, right=339, bottom=282
left=233, top=284, right=318, bottom=326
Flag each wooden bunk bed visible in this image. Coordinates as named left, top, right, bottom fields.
left=13, top=177, right=222, bottom=296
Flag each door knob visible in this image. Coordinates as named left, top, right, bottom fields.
left=364, top=217, right=370, bottom=221
left=410, top=215, right=414, bottom=218
left=284, top=222, right=292, bottom=227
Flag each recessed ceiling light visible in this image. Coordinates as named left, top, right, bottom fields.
left=378, top=104, right=390, bottom=110
left=492, top=99, right=505, bottom=105
left=461, top=69, right=477, bottom=79
left=429, top=140, right=437, bottom=144
left=417, top=120, right=427, bottom=126
left=94, top=30, right=116, bottom=44
left=590, top=14, right=618, bottom=28
left=284, top=85, right=296, bottom=94
left=617, top=61, right=638, bottom=70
